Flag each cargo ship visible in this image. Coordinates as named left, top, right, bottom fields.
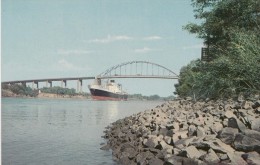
left=88, top=79, right=128, bottom=100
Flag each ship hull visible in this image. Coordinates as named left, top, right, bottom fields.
left=89, top=88, right=128, bottom=101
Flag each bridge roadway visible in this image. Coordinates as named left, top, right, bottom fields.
left=1, top=76, right=96, bottom=84
left=98, top=75, right=179, bottom=79
left=2, top=76, right=96, bottom=93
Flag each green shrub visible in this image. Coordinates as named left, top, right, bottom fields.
left=175, top=30, right=260, bottom=100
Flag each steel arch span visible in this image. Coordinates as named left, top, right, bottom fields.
left=97, top=61, right=179, bottom=79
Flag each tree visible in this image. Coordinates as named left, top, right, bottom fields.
left=185, top=0, right=260, bottom=51
left=175, top=30, right=260, bottom=100
left=175, top=0, right=260, bottom=100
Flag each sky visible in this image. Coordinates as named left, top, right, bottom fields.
left=2, top=0, right=203, bottom=97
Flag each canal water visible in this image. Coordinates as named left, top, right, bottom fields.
left=2, top=98, right=163, bottom=165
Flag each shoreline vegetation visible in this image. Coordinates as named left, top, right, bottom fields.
left=174, top=0, right=260, bottom=100
left=1, top=84, right=175, bottom=101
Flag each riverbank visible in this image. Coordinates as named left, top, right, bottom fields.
left=101, top=98, right=260, bottom=165
left=37, top=92, right=89, bottom=99
left=2, top=90, right=90, bottom=99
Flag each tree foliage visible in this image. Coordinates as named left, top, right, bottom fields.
left=2, top=84, right=38, bottom=97
left=185, top=0, right=260, bottom=49
left=40, top=87, right=76, bottom=95
left=175, top=0, right=260, bottom=100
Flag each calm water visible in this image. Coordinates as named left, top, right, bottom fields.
left=2, top=98, right=162, bottom=165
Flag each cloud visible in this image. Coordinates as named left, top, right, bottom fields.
left=57, top=49, right=92, bottom=55
left=55, top=59, right=89, bottom=71
left=143, top=36, right=162, bottom=41
left=89, top=35, right=132, bottom=43
left=182, top=44, right=204, bottom=50
left=134, top=47, right=160, bottom=53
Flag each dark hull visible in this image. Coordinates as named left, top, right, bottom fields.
left=89, top=88, right=128, bottom=101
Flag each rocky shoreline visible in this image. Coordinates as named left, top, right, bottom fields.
left=101, top=98, right=260, bottom=165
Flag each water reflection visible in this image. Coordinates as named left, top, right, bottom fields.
left=106, top=101, right=119, bottom=121
left=94, top=101, right=119, bottom=125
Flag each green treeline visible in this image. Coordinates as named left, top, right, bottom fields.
left=2, top=84, right=38, bottom=97
left=128, top=94, right=175, bottom=101
left=1, top=84, right=82, bottom=97
left=40, top=87, right=76, bottom=95
left=175, top=0, right=260, bottom=100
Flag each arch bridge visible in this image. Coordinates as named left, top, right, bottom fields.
left=98, top=61, right=178, bottom=79
left=1, top=61, right=178, bottom=92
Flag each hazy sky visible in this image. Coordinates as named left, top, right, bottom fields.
left=2, top=0, right=202, bottom=97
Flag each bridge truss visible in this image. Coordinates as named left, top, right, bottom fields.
left=97, top=61, right=178, bottom=79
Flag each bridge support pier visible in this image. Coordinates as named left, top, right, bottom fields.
left=45, top=81, right=53, bottom=88
left=61, top=80, right=67, bottom=88
left=32, top=81, right=39, bottom=90
left=77, top=79, right=82, bottom=93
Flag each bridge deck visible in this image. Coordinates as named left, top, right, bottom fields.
left=1, top=77, right=96, bottom=84
left=98, top=75, right=178, bottom=79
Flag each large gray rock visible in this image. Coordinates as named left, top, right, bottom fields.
left=227, top=151, right=248, bottom=165
left=203, top=148, right=220, bottom=164
left=164, top=136, right=172, bottom=145
left=218, top=127, right=239, bottom=145
left=192, top=116, right=205, bottom=126
left=100, top=144, right=110, bottom=150
left=251, top=118, right=260, bottom=132
left=242, top=151, right=260, bottom=165
left=190, top=139, right=235, bottom=154
left=219, top=154, right=229, bottom=161
left=159, top=140, right=173, bottom=151
left=188, top=125, right=196, bottom=137
left=196, top=126, right=206, bottom=137
left=180, top=146, right=202, bottom=159
left=159, top=127, right=168, bottom=136
left=244, top=129, right=260, bottom=141
left=165, top=155, right=199, bottom=165
left=252, top=100, right=260, bottom=109
left=241, top=101, right=253, bottom=110
left=211, top=122, right=223, bottom=134
left=233, top=133, right=260, bottom=153
left=225, top=110, right=236, bottom=118
left=148, top=157, right=164, bottom=165
left=174, top=137, right=195, bottom=147
left=136, top=151, right=154, bottom=163
left=174, top=130, right=188, bottom=140
left=143, top=136, right=159, bottom=148
left=173, top=122, right=180, bottom=131
left=118, top=156, right=135, bottom=165
left=228, top=117, right=247, bottom=132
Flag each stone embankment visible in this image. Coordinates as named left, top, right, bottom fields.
left=101, top=98, right=260, bottom=165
